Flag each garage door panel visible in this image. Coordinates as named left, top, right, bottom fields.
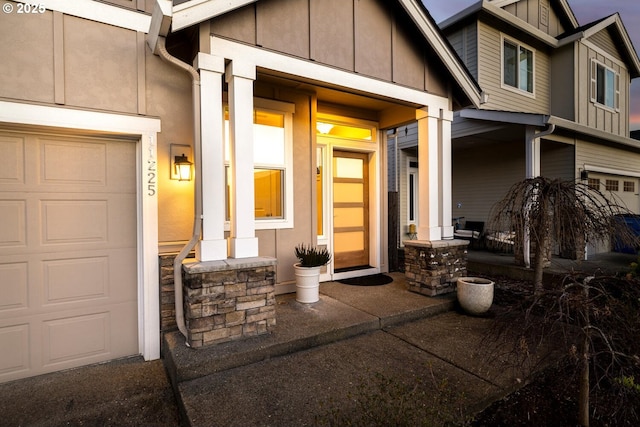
left=0, top=134, right=25, bottom=184
left=44, top=311, right=111, bottom=365
left=0, top=262, right=28, bottom=311
left=0, top=200, right=26, bottom=247
left=0, top=324, right=30, bottom=378
left=41, top=199, right=108, bottom=245
left=43, top=257, right=108, bottom=304
left=39, top=138, right=107, bottom=185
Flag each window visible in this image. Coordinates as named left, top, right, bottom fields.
left=606, top=179, right=619, bottom=192
left=588, top=178, right=600, bottom=190
left=624, top=181, right=635, bottom=193
left=407, top=159, right=418, bottom=224
left=224, top=101, right=294, bottom=229
left=590, top=60, right=619, bottom=110
left=503, top=38, right=534, bottom=94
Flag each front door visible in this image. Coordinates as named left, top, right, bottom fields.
left=333, top=151, right=369, bottom=271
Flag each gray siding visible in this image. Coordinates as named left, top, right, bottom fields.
left=576, top=140, right=640, bottom=178
left=452, top=142, right=525, bottom=226
left=540, top=140, right=575, bottom=180
left=550, top=44, right=575, bottom=120
left=447, top=22, right=478, bottom=80
left=476, top=22, right=550, bottom=114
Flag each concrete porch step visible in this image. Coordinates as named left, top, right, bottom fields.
left=162, top=273, right=454, bottom=387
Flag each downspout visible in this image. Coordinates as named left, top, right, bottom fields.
left=156, top=36, right=202, bottom=341
left=523, top=123, right=556, bottom=268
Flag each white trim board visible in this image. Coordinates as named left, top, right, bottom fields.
left=0, top=100, right=162, bottom=361
left=211, top=36, right=451, bottom=111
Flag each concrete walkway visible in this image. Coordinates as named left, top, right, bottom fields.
left=3, top=250, right=632, bottom=427
left=164, top=273, right=558, bottom=427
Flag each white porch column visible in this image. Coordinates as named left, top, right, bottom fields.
left=195, top=53, right=228, bottom=261
left=416, top=107, right=442, bottom=241
left=440, top=109, right=454, bottom=239
left=226, top=60, right=259, bottom=258
left=524, top=125, right=540, bottom=179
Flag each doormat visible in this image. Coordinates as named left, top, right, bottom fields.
left=337, top=274, right=394, bottom=286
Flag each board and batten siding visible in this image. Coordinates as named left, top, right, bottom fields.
left=576, top=39, right=630, bottom=137
left=476, top=21, right=550, bottom=114
left=502, top=0, right=567, bottom=38
left=209, top=0, right=448, bottom=97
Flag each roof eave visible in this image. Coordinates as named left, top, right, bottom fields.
left=397, top=0, right=483, bottom=109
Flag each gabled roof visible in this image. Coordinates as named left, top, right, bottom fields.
left=439, top=0, right=640, bottom=78
left=441, top=0, right=578, bottom=47
left=558, top=13, right=640, bottom=78
left=149, top=0, right=483, bottom=108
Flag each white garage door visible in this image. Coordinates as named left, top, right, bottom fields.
left=589, top=173, right=640, bottom=214
left=0, top=130, right=138, bottom=383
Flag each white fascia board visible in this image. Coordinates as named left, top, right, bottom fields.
left=17, top=0, right=151, bottom=33
left=0, top=101, right=161, bottom=134
left=211, top=36, right=450, bottom=111
left=172, top=0, right=258, bottom=32
left=396, top=0, right=482, bottom=108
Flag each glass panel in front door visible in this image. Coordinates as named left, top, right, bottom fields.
left=333, top=151, right=369, bottom=270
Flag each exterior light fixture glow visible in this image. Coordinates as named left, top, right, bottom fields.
left=173, top=153, right=192, bottom=181
left=316, top=122, right=334, bottom=134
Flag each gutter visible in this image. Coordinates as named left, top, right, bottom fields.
left=148, top=0, right=200, bottom=342
left=523, top=123, right=556, bottom=269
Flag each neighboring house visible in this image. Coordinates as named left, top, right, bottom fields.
left=389, top=0, right=640, bottom=260
left=0, top=0, right=481, bottom=382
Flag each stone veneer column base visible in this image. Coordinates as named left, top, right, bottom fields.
left=181, top=257, right=277, bottom=348
left=403, top=240, right=469, bottom=296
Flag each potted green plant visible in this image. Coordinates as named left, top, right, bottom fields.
left=293, top=243, right=331, bottom=303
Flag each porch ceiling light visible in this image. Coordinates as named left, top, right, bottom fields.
left=316, top=122, right=334, bottom=135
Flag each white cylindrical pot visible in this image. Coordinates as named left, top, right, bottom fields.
left=294, top=264, right=322, bottom=303
left=457, top=277, right=494, bottom=315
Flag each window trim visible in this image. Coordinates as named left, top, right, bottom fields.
left=224, top=98, right=295, bottom=230
left=500, top=35, right=536, bottom=98
left=407, top=158, right=419, bottom=225
left=590, top=59, right=620, bottom=112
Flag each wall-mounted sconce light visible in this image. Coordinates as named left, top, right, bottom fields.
left=170, top=144, right=193, bottom=181
left=580, top=170, right=589, bottom=181
left=408, top=223, right=417, bottom=240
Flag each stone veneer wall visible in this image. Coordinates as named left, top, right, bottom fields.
left=181, top=257, right=277, bottom=348
left=159, top=253, right=183, bottom=332
left=404, top=240, right=468, bottom=296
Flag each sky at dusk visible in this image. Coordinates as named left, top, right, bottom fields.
left=421, top=0, right=640, bottom=131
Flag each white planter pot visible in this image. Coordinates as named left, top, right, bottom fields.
left=294, top=263, right=322, bottom=303
left=456, top=277, right=494, bottom=315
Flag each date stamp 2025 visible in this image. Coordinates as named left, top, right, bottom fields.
left=3, top=3, right=46, bottom=14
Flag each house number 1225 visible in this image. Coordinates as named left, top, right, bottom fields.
left=147, top=159, right=157, bottom=196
